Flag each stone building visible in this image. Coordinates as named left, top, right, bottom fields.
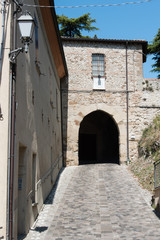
left=0, top=1, right=67, bottom=239
left=61, top=37, right=160, bottom=166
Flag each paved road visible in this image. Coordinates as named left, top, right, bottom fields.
left=25, top=164, right=160, bottom=240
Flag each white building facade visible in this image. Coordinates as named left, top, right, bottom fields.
left=0, top=1, right=67, bottom=239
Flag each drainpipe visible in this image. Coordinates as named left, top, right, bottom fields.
left=0, top=0, right=6, bottom=82
left=7, top=69, right=11, bottom=240
left=126, top=42, right=129, bottom=165
left=8, top=63, right=16, bottom=240
left=7, top=2, right=17, bottom=239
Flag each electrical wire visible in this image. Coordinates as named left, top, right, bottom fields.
left=22, top=0, right=152, bottom=9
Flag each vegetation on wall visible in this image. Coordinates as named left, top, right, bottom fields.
left=142, top=80, right=153, bottom=92
left=57, top=13, right=99, bottom=38
left=138, top=115, right=160, bottom=160
left=129, top=115, right=160, bottom=192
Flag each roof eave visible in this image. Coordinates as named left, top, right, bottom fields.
left=39, top=0, right=68, bottom=79
left=62, top=37, right=147, bottom=63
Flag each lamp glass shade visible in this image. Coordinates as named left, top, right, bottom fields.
left=18, top=14, right=34, bottom=39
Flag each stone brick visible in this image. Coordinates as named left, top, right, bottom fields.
left=61, top=38, right=160, bottom=166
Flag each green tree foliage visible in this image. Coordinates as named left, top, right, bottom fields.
left=57, top=13, right=99, bottom=38
left=148, top=29, right=160, bottom=78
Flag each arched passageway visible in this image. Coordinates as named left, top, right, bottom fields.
left=79, top=110, right=119, bottom=165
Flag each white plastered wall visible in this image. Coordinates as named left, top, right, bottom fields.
left=0, top=3, right=11, bottom=239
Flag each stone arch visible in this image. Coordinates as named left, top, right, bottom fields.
left=78, top=110, right=120, bottom=165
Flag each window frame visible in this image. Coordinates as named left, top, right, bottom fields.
left=92, top=53, right=105, bottom=78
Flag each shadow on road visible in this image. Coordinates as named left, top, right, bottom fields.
left=32, top=226, right=48, bottom=233
left=153, top=209, right=160, bottom=220
left=45, top=167, right=65, bottom=205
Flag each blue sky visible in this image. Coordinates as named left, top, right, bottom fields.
left=54, top=0, right=160, bottom=79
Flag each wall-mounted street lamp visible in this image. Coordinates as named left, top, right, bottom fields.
left=9, top=12, right=34, bottom=61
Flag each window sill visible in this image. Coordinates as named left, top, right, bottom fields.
left=93, top=89, right=106, bottom=91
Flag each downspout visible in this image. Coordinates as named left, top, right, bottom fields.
left=0, top=0, right=6, bottom=81
left=7, top=70, right=12, bottom=240
left=7, top=2, right=17, bottom=239
left=8, top=63, right=16, bottom=240
left=126, top=42, right=129, bottom=164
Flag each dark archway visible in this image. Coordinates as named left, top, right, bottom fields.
left=79, top=110, right=119, bottom=165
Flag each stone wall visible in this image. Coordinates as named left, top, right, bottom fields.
left=61, top=39, right=160, bottom=166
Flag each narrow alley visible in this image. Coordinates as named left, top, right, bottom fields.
left=24, top=164, right=160, bottom=240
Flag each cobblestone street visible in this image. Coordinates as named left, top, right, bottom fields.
left=24, top=164, right=160, bottom=240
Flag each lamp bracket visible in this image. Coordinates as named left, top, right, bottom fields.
left=13, top=0, right=23, bottom=14
left=9, top=47, right=23, bottom=62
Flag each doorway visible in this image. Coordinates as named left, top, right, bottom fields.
left=79, top=110, right=119, bottom=164
left=79, top=134, right=97, bottom=164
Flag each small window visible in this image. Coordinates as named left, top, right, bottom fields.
left=92, top=54, right=105, bottom=77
